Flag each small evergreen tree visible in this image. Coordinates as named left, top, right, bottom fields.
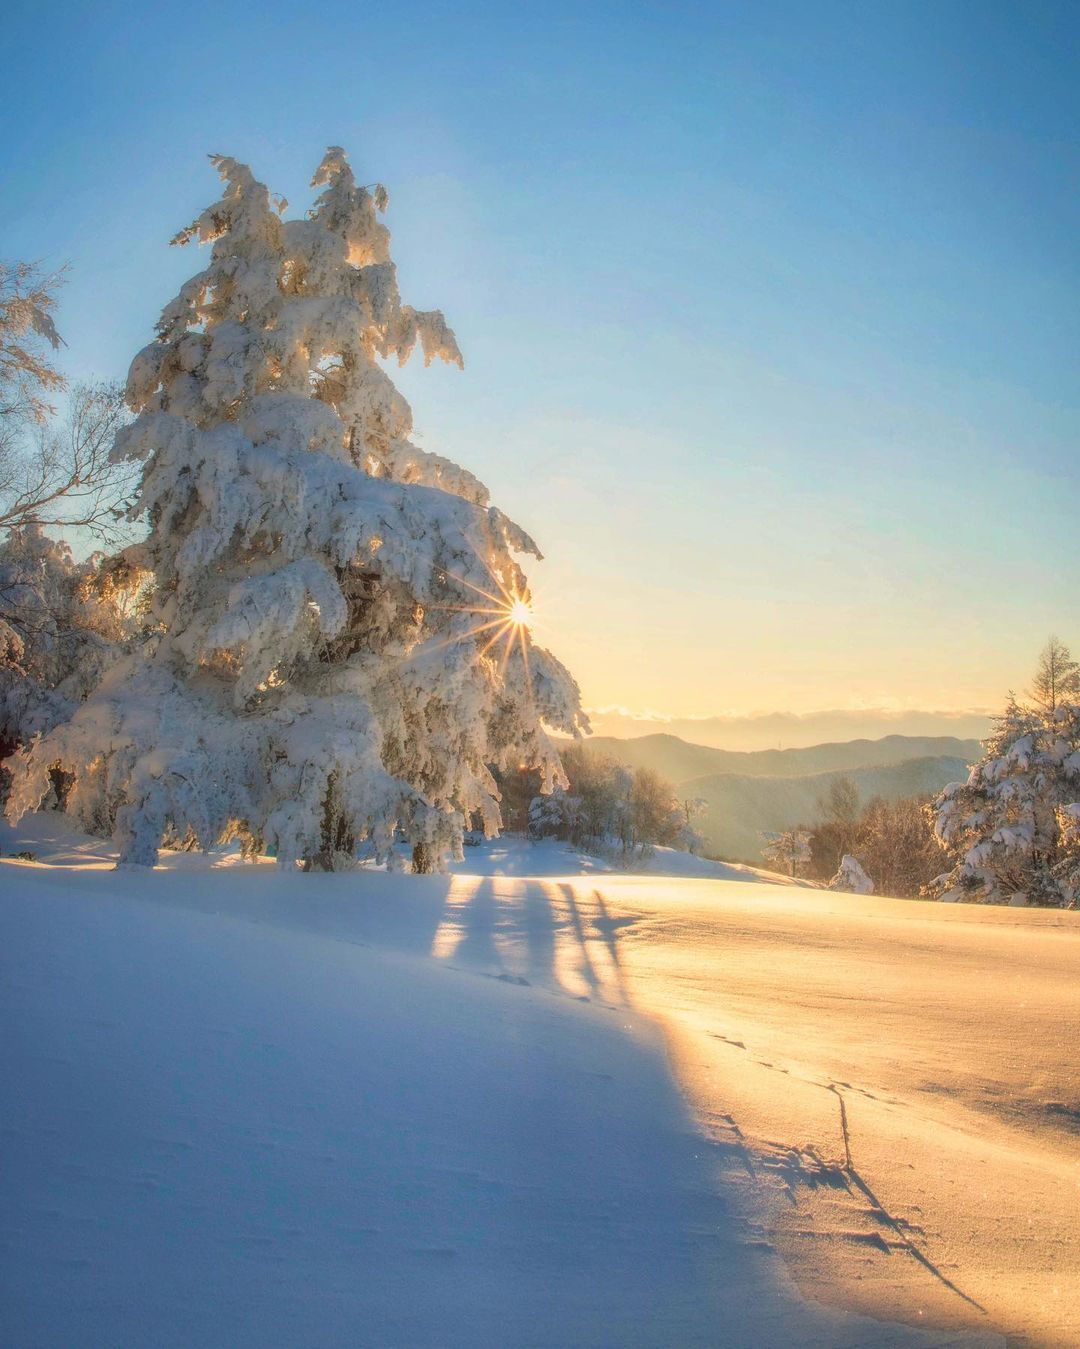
left=5, top=150, right=585, bottom=869
left=930, top=688, right=1080, bottom=907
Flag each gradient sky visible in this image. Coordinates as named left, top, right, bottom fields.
left=3, top=0, right=1077, bottom=719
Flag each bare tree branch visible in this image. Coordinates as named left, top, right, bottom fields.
left=0, top=382, right=139, bottom=544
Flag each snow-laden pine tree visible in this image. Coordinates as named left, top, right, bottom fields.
left=930, top=695, right=1080, bottom=906
left=5, top=149, right=585, bottom=869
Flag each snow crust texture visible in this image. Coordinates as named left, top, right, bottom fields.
left=7, top=822, right=1075, bottom=1345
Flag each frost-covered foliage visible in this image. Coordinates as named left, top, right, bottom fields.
left=527, top=745, right=697, bottom=857
left=6, top=150, right=585, bottom=870
left=0, top=261, right=65, bottom=426
left=929, top=696, right=1080, bottom=907
left=829, top=853, right=874, bottom=895
left=760, top=828, right=812, bottom=878
left=0, top=526, right=146, bottom=768
left=1054, top=800, right=1080, bottom=906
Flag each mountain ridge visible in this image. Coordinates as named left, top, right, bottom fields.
left=568, top=732, right=980, bottom=863
left=574, top=731, right=984, bottom=784
left=582, top=708, right=994, bottom=751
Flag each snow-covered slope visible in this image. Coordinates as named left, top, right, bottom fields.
left=5, top=817, right=1076, bottom=1346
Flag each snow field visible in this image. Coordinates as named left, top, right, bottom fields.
left=6, top=819, right=1074, bottom=1345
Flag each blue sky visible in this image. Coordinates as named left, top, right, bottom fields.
left=3, top=0, right=1077, bottom=717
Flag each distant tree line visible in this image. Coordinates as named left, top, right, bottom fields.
left=772, top=638, right=1080, bottom=908
left=770, top=779, right=948, bottom=898
left=490, top=743, right=701, bottom=859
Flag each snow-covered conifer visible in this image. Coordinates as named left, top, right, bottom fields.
left=528, top=788, right=573, bottom=840
left=930, top=696, right=1080, bottom=906
left=1054, top=799, right=1080, bottom=909
left=5, top=150, right=585, bottom=869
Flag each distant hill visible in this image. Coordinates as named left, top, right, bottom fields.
left=577, top=732, right=984, bottom=784
left=568, top=732, right=981, bottom=863
left=683, top=756, right=972, bottom=863
left=583, top=707, right=994, bottom=750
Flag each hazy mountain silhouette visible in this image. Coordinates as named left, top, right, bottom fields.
left=584, top=708, right=993, bottom=751
left=580, top=732, right=983, bottom=784
left=575, top=733, right=982, bottom=863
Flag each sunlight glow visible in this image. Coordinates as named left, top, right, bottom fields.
left=423, top=564, right=540, bottom=687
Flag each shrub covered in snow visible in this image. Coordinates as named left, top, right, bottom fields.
left=5, top=149, right=585, bottom=870
left=829, top=854, right=874, bottom=895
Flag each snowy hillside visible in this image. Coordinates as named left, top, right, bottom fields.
left=5, top=819, right=1078, bottom=1346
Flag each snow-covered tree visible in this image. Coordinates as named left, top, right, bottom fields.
left=760, top=828, right=812, bottom=878
left=829, top=854, right=874, bottom=895
left=1054, top=795, right=1080, bottom=908
left=0, top=261, right=66, bottom=426
left=4, top=149, right=585, bottom=870
left=0, top=525, right=147, bottom=769
left=675, top=795, right=706, bottom=856
left=1046, top=701, right=1080, bottom=907
left=528, top=787, right=577, bottom=841
left=929, top=696, right=1080, bottom=907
